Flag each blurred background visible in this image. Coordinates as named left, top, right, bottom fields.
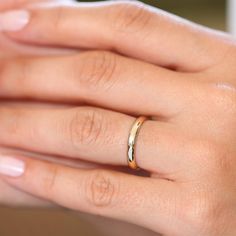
left=84, top=0, right=226, bottom=30
left=0, top=0, right=228, bottom=236
left=145, top=0, right=226, bottom=30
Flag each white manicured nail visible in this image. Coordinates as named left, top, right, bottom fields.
left=0, top=155, right=25, bottom=177
left=0, top=10, right=30, bottom=32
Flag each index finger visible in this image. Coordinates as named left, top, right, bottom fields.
left=5, top=1, right=232, bottom=72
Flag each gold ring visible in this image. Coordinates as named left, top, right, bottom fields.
left=127, top=116, right=148, bottom=170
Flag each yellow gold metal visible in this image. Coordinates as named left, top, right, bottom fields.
left=127, top=116, right=148, bottom=170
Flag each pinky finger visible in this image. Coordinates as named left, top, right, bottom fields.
left=0, top=154, right=179, bottom=235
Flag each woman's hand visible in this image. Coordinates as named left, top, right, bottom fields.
left=0, top=141, right=103, bottom=207
left=0, top=0, right=74, bottom=58
left=0, top=0, right=95, bottom=209
left=0, top=0, right=54, bottom=208
left=0, top=1, right=236, bottom=235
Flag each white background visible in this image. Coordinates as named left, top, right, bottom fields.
left=228, top=0, right=236, bottom=36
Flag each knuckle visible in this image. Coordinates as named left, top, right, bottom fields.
left=75, top=51, right=118, bottom=92
left=85, top=170, right=118, bottom=208
left=197, top=141, right=220, bottom=161
left=195, top=140, right=231, bottom=176
left=0, top=57, right=37, bottom=96
left=10, top=59, right=31, bottom=90
left=217, top=90, right=236, bottom=115
left=10, top=58, right=41, bottom=94
left=0, top=107, right=29, bottom=138
left=42, top=165, right=60, bottom=198
left=200, top=84, right=236, bottom=142
left=109, top=1, right=152, bottom=35
left=51, top=7, right=67, bottom=32
left=208, top=83, right=236, bottom=116
left=68, top=108, right=105, bottom=148
left=184, top=189, right=224, bottom=235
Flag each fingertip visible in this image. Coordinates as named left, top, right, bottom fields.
left=0, top=154, right=25, bottom=178
left=4, top=9, right=48, bottom=45
left=0, top=9, right=30, bottom=32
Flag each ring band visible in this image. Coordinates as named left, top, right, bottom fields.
left=127, top=116, right=148, bottom=170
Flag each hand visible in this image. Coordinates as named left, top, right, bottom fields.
left=0, top=0, right=87, bottom=208
left=0, top=1, right=236, bottom=235
left=0, top=0, right=54, bottom=208
left=0, top=0, right=73, bottom=57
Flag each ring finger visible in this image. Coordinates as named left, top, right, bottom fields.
left=0, top=105, right=197, bottom=178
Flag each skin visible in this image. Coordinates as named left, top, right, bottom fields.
left=0, top=0, right=56, bottom=208
left=1, top=1, right=236, bottom=235
left=0, top=0, right=75, bottom=58
left=0, top=0, right=109, bottom=210
left=0, top=2, right=155, bottom=235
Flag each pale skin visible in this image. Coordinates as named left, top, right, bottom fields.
left=0, top=2, right=151, bottom=235
left=0, top=0, right=118, bottom=214
left=0, top=3, right=159, bottom=236
left=0, top=1, right=236, bottom=235
left=0, top=0, right=57, bottom=208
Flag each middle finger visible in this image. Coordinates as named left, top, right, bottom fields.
left=0, top=51, right=198, bottom=117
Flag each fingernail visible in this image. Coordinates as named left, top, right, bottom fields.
left=0, top=155, right=25, bottom=177
left=0, top=10, right=30, bottom=32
